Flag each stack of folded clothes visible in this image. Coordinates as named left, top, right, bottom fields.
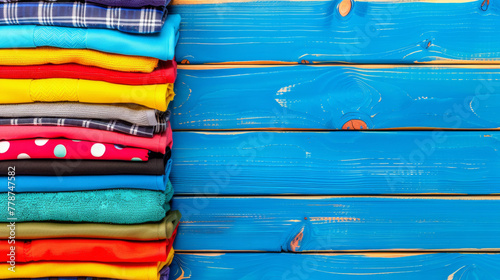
left=0, top=0, right=181, bottom=278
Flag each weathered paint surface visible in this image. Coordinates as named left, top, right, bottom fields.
left=171, top=0, right=500, bottom=64
left=172, top=65, right=500, bottom=130
left=170, top=253, right=500, bottom=280
left=171, top=131, right=500, bottom=195
left=172, top=196, right=500, bottom=251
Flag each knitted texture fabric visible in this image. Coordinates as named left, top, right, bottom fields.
left=0, top=103, right=160, bottom=126
left=0, top=182, right=173, bottom=224
left=34, top=26, right=87, bottom=49
left=0, top=16, right=180, bottom=60
left=0, top=47, right=158, bottom=73
left=30, top=79, right=79, bottom=102
left=0, top=78, right=174, bottom=110
left=0, top=61, right=177, bottom=85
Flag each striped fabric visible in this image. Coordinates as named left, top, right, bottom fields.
left=0, top=111, right=170, bottom=137
left=0, top=0, right=169, bottom=8
left=0, top=1, right=168, bottom=33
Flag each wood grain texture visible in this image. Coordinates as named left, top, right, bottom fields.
left=172, top=65, right=500, bottom=130
left=170, top=0, right=500, bottom=64
left=171, top=131, right=500, bottom=195
left=170, top=253, right=500, bottom=280
left=172, top=196, right=500, bottom=251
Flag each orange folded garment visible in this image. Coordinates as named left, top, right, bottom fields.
left=0, top=239, right=169, bottom=262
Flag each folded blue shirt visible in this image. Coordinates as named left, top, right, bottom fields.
left=0, top=14, right=180, bottom=60
left=1, top=159, right=172, bottom=192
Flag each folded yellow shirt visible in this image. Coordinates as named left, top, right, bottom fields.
left=1, top=78, right=174, bottom=111
left=0, top=250, right=174, bottom=279
left=0, top=47, right=159, bottom=73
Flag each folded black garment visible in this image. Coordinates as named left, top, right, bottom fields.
left=0, top=148, right=170, bottom=176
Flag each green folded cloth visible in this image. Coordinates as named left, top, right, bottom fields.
left=0, top=182, right=173, bottom=224
left=0, top=211, right=181, bottom=240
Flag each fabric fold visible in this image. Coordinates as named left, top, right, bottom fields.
left=0, top=61, right=177, bottom=85
left=0, top=251, right=173, bottom=279
left=0, top=103, right=161, bottom=126
left=0, top=47, right=158, bottom=73
left=0, top=78, right=174, bottom=110
left=0, top=138, right=150, bottom=161
left=0, top=125, right=172, bottom=153
left=0, top=15, right=180, bottom=60
left=0, top=149, right=170, bottom=176
left=0, top=182, right=173, bottom=223
left=6, top=266, right=170, bottom=280
left=0, top=159, right=172, bottom=192
left=0, top=1, right=168, bottom=33
left=0, top=211, right=181, bottom=240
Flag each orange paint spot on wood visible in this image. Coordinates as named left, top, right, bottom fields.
left=342, top=119, right=367, bottom=130
left=338, top=0, right=352, bottom=17
left=175, top=267, right=190, bottom=280
left=290, top=228, right=304, bottom=252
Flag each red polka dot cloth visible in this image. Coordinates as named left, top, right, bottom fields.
left=0, top=139, right=149, bottom=161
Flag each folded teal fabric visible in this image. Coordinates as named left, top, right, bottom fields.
left=0, top=14, right=180, bottom=60
left=0, top=182, right=173, bottom=224
left=0, top=159, right=172, bottom=192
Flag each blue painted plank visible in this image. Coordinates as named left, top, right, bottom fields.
left=172, top=65, right=500, bottom=130
left=171, top=0, right=500, bottom=64
left=170, top=253, right=500, bottom=280
left=172, top=196, right=500, bottom=251
left=171, top=131, right=500, bottom=195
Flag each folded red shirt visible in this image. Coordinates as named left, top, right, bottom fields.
left=0, top=61, right=176, bottom=85
left=0, top=239, right=168, bottom=262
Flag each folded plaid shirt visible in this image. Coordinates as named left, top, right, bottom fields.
left=0, top=0, right=169, bottom=8
left=0, top=111, right=169, bottom=138
left=0, top=1, right=168, bottom=33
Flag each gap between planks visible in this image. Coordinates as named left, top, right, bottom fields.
left=175, top=250, right=500, bottom=254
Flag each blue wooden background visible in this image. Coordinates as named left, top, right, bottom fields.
left=169, top=0, right=500, bottom=279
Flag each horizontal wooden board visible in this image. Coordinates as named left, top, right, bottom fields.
left=172, top=196, right=500, bottom=251
left=172, top=65, right=500, bottom=130
left=170, top=253, right=500, bottom=279
left=171, top=131, right=500, bottom=195
left=170, top=0, right=500, bottom=64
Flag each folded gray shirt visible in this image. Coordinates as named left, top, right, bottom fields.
left=0, top=102, right=159, bottom=126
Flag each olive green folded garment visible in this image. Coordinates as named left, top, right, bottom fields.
left=0, top=211, right=180, bottom=240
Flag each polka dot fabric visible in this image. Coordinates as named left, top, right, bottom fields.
left=0, top=139, right=149, bottom=161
